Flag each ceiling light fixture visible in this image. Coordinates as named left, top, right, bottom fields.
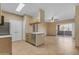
left=51, top=17, right=55, bottom=22
left=16, top=3, right=25, bottom=12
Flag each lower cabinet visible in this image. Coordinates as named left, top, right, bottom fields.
left=35, top=34, right=44, bottom=46
left=26, top=33, right=44, bottom=46
left=0, top=37, right=12, bottom=55
left=26, top=33, right=32, bottom=43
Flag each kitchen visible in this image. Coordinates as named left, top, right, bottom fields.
left=0, top=3, right=46, bottom=54
left=0, top=3, right=78, bottom=55
left=0, top=4, right=12, bottom=54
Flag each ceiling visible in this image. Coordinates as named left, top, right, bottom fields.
left=1, top=3, right=78, bottom=21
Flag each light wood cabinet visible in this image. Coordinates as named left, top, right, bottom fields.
left=29, top=18, right=40, bottom=25
left=0, top=4, right=1, bottom=24
left=0, top=37, right=12, bottom=55
left=30, top=9, right=45, bottom=25
left=25, top=33, right=32, bottom=43
left=75, top=6, right=79, bottom=47
left=26, top=33, right=44, bottom=46
left=35, top=34, right=44, bottom=46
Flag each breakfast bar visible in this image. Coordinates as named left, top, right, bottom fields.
left=26, top=32, right=45, bottom=46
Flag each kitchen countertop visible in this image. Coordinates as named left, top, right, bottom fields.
left=0, top=35, right=12, bottom=38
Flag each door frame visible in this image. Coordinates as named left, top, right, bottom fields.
left=9, top=19, right=23, bottom=41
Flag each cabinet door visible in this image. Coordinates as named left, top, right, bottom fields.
left=36, top=34, right=44, bottom=46
left=31, top=34, right=36, bottom=44
left=0, top=37, right=12, bottom=54
left=0, top=4, right=1, bottom=24
left=26, top=34, right=31, bottom=42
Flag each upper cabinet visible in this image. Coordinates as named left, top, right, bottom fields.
left=30, top=18, right=40, bottom=25
left=30, top=9, right=45, bottom=25
left=0, top=4, right=1, bottom=24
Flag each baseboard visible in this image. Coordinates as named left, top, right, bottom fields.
left=47, top=35, right=56, bottom=36
left=12, top=40, right=23, bottom=42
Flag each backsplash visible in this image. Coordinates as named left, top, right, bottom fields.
left=0, top=22, right=10, bottom=35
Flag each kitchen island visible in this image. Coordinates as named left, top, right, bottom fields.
left=26, top=32, right=45, bottom=46
left=0, top=35, right=12, bottom=55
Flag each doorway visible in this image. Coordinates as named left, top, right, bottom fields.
left=10, top=20, right=23, bottom=41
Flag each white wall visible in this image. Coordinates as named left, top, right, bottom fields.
left=23, top=16, right=27, bottom=40
left=23, top=15, right=33, bottom=40
left=38, top=23, right=47, bottom=35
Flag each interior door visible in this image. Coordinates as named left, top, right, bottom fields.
left=10, top=20, right=23, bottom=41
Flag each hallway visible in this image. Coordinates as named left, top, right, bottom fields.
left=12, top=36, right=79, bottom=55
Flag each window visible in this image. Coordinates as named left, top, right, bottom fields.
left=59, top=24, right=73, bottom=31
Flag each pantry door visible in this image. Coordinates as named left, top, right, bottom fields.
left=10, top=20, right=23, bottom=41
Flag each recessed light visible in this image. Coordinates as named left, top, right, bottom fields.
left=16, top=3, right=25, bottom=12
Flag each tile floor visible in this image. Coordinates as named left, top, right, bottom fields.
left=12, top=36, right=79, bottom=55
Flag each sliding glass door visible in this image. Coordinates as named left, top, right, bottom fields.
left=57, top=23, right=74, bottom=36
